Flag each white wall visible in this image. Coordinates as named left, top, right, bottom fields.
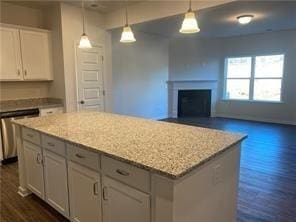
left=43, top=3, right=66, bottom=105
left=169, top=30, right=296, bottom=124
left=59, top=3, right=112, bottom=112
left=169, top=37, right=221, bottom=81
left=112, top=31, right=169, bottom=119
left=0, top=2, right=44, bottom=28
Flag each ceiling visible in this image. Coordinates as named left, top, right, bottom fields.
left=3, top=0, right=142, bottom=14
left=67, top=0, right=141, bottom=13
left=133, top=1, right=296, bottom=38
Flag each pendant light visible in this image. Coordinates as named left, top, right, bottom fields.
left=180, top=0, right=200, bottom=34
left=120, top=3, right=136, bottom=43
left=79, top=0, right=92, bottom=48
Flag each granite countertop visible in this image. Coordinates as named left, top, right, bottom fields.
left=13, top=112, right=247, bottom=179
left=0, top=98, right=63, bottom=113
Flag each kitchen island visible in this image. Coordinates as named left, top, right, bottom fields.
left=13, top=112, right=246, bottom=222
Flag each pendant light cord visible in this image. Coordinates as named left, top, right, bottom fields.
left=125, top=1, right=128, bottom=26
left=189, top=0, right=192, bottom=12
left=81, top=0, right=85, bottom=34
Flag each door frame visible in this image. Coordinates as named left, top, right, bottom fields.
left=74, top=41, right=106, bottom=112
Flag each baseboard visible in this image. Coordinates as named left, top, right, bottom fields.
left=18, top=186, right=32, bottom=197
left=216, top=113, right=296, bottom=125
left=151, top=115, right=169, bottom=120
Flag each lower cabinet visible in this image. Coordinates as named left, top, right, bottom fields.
left=23, top=141, right=45, bottom=199
left=68, top=161, right=102, bottom=222
left=102, top=176, right=150, bottom=222
left=43, top=150, right=69, bottom=217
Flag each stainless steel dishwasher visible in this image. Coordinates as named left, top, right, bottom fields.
left=0, top=109, right=39, bottom=164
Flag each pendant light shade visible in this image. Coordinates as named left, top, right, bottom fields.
left=79, top=0, right=92, bottom=49
left=120, top=25, right=136, bottom=43
left=79, top=33, right=92, bottom=48
left=180, top=0, right=200, bottom=34
left=120, top=3, right=136, bottom=43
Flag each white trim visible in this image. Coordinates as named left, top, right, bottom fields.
left=168, top=80, right=218, bottom=118
left=18, top=186, right=32, bottom=197
left=0, top=23, right=51, bottom=33
left=150, top=115, right=169, bottom=120
left=216, top=113, right=296, bottom=126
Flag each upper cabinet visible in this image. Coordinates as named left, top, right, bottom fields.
left=0, top=26, right=22, bottom=80
left=0, top=24, right=53, bottom=81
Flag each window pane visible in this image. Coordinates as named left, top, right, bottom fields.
left=225, top=79, right=250, bottom=100
left=254, top=79, right=282, bottom=101
left=226, top=57, right=252, bottom=78
left=255, top=55, right=284, bottom=78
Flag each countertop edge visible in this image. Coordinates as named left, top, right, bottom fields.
left=13, top=122, right=247, bottom=180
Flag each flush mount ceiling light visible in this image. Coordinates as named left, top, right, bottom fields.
left=237, top=15, right=254, bottom=25
left=78, top=0, right=92, bottom=49
left=120, top=3, right=136, bottom=43
left=180, top=0, right=200, bottom=34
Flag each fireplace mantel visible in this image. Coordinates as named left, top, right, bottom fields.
left=168, top=80, right=218, bottom=118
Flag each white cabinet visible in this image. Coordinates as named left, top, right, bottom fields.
left=68, top=161, right=102, bottom=222
left=0, top=24, right=53, bottom=81
left=20, top=30, right=52, bottom=80
left=43, top=150, right=69, bottom=217
left=39, top=107, right=64, bottom=117
left=102, top=177, right=150, bottom=222
left=23, top=141, right=44, bottom=199
left=0, top=26, right=22, bottom=80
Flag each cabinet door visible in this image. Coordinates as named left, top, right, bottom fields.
left=43, top=150, right=69, bottom=217
left=20, top=30, right=53, bottom=80
left=0, top=26, right=23, bottom=80
left=102, top=177, right=150, bottom=222
left=68, top=161, right=102, bottom=222
left=23, top=141, right=44, bottom=199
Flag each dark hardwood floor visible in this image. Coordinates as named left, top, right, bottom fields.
left=163, top=117, right=296, bottom=222
left=1, top=117, right=295, bottom=221
left=0, top=162, right=69, bottom=222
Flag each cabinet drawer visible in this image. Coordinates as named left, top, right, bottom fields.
left=67, top=144, right=100, bottom=171
left=101, top=156, right=150, bottom=193
left=42, top=134, right=65, bottom=156
left=22, top=127, right=41, bottom=145
left=40, top=107, right=63, bottom=116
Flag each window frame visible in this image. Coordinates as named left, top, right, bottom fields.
left=223, top=53, right=285, bottom=103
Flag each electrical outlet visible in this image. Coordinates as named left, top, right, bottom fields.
left=213, top=164, right=222, bottom=185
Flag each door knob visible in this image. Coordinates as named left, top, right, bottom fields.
left=79, top=100, right=85, bottom=104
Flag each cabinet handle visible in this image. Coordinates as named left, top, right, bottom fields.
left=17, top=69, right=21, bottom=75
left=27, top=133, right=33, bottom=138
left=93, top=182, right=99, bottom=195
left=24, top=70, right=27, bottom=75
left=103, top=186, right=108, bottom=200
left=75, top=153, right=85, bottom=159
left=116, top=169, right=130, bottom=176
left=36, top=153, right=42, bottom=165
left=47, top=142, right=55, bottom=147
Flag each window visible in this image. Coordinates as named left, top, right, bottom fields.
left=224, top=54, right=284, bottom=102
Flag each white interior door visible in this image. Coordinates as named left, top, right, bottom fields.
left=76, top=45, right=105, bottom=112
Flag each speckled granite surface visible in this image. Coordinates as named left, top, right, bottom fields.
left=0, top=98, right=63, bottom=113
left=13, top=112, right=246, bottom=179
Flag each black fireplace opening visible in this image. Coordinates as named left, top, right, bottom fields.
left=178, top=89, right=211, bottom=117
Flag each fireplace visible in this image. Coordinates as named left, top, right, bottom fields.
left=178, top=90, right=211, bottom=117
